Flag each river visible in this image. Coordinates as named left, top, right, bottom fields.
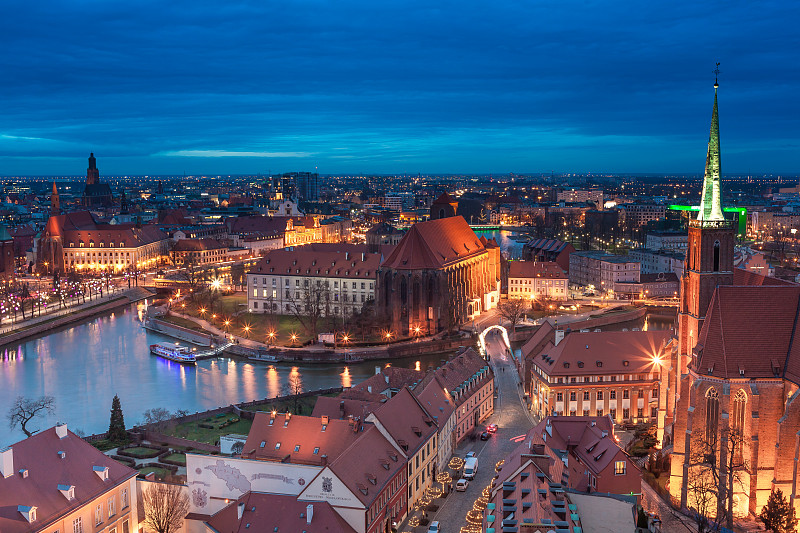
left=0, top=295, right=674, bottom=447
left=0, top=301, right=451, bottom=446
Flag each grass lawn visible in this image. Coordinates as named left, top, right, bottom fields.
left=124, top=446, right=161, bottom=458
left=176, top=293, right=385, bottom=345
left=163, top=453, right=186, bottom=465
left=90, top=438, right=131, bottom=452
left=138, top=466, right=171, bottom=479
left=168, top=417, right=253, bottom=445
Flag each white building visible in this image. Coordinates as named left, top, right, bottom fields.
left=507, top=260, right=569, bottom=301
left=247, top=247, right=380, bottom=316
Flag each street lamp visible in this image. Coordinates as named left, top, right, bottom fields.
left=267, top=331, right=276, bottom=346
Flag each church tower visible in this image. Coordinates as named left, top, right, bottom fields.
left=676, top=77, right=736, bottom=381
left=86, top=152, right=99, bottom=185
left=50, top=181, right=60, bottom=215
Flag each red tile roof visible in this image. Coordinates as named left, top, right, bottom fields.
left=204, top=492, right=356, bottom=533
left=380, top=216, right=485, bottom=270
left=368, top=388, right=437, bottom=456
left=172, top=238, right=227, bottom=252
left=311, top=397, right=382, bottom=420
left=328, top=426, right=406, bottom=507
left=532, top=330, right=671, bottom=377
left=251, top=248, right=382, bottom=279
left=733, top=267, right=797, bottom=287
left=695, top=285, right=800, bottom=381
left=242, top=413, right=361, bottom=465
left=532, top=417, right=627, bottom=479
left=342, top=367, right=424, bottom=400
left=508, top=260, right=567, bottom=279
left=431, top=348, right=493, bottom=405
left=0, top=426, right=137, bottom=533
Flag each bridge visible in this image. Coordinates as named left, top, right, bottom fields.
left=469, top=224, right=532, bottom=232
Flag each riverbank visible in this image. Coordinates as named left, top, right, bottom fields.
left=0, top=287, right=153, bottom=350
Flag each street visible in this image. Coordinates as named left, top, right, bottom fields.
left=420, top=330, right=536, bottom=531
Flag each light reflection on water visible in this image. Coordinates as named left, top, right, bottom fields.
left=0, top=302, right=448, bottom=446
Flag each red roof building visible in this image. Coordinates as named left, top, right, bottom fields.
left=0, top=424, right=139, bottom=533
left=377, top=216, right=501, bottom=334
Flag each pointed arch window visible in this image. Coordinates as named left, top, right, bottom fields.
left=732, top=389, right=747, bottom=463
left=713, top=240, right=721, bottom=272
left=706, top=387, right=719, bottom=448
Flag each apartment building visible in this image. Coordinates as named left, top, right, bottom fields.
left=507, top=260, right=569, bottom=301
left=0, top=424, right=139, bottom=533
left=528, top=330, right=670, bottom=425
left=247, top=247, right=379, bottom=316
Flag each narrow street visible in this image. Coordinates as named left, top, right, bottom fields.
left=420, top=330, right=536, bottom=531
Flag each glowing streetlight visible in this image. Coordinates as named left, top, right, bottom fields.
left=211, top=278, right=221, bottom=290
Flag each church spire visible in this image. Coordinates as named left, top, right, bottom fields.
left=50, top=181, right=60, bottom=215
left=697, top=65, right=725, bottom=222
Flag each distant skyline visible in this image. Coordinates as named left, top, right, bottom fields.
left=1, top=1, right=798, bottom=176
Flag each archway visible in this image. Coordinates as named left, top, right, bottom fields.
left=478, top=324, right=512, bottom=360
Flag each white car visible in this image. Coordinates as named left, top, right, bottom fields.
left=456, top=478, right=469, bottom=491
left=428, top=521, right=440, bottom=533
left=465, top=451, right=476, bottom=458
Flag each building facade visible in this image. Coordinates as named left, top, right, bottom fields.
left=0, top=424, right=139, bottom=533
left=247, top=247, right=379, bottom=316
left=528, top=330, right=670, bottom=425
left=377, top=217, right=500, bottom=335
left=507, top=260, right=568, bottom=301
left=36, top=211, right=169, bottom=274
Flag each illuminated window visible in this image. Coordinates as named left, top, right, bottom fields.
left=614, top=461, right=626, bottom=475
left=706, top=387, right=719, bottom=447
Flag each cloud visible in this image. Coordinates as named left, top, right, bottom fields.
left=160, top=150, right=314, bottom=158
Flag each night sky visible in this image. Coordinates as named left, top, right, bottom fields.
left=1, top=1, right=798, bottom=176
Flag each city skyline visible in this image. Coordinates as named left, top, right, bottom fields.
left=1, top=1, right=799, bottom=175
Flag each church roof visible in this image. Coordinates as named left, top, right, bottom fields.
left=695, top=285, right=800, bottom=381
left=733, top=267, right=795, bottom=287
left=432, top=192, right=457, bottom=205
left=380, top=216, right=485, bottom=270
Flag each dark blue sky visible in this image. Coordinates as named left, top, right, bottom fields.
left=1, top=1, right=798, bottom=175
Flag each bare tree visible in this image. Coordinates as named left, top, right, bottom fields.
left=685, top=425, right=749, bottom=532
left=7, top=395, right=55, bottom=437
left=142, top=408, right=174, bottom=433
left=141, top=482, right=190, bottom=533
left=497, top=297, right=527, bottom=333
left=283, top=372, right=304, bottom=414
left=287, top=281, right=331, bottom=338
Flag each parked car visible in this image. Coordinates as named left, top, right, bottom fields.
left=487, top=424, right=498, bottom=433
left=480, top=431, right=491, bottom=440
left=456, top=478, right=469, bottom=491
left=428, top=521, right=440, bottom=533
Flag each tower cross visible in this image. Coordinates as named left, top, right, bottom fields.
left=713, top=62, right=720, bottom=85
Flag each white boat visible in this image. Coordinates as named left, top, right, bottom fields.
left=150, top=342, right=197, bottom=364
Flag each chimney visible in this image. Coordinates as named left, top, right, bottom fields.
left=55, top=423, right=68, bottom=439
left=554, top=329, right=565, bottom=346
left=237, top=502, right=245, bottom=520
left=306, top=503, right=314, bottom=524
left=0, top=448, right=13, bottom=478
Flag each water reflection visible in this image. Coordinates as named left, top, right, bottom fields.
left=341, top=366, right=352, bottom=388
left=266, top=366, right=280, bottom=399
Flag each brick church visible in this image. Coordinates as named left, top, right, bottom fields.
left=377, top=199, right=501, bottom=335
left=665, top=79, right=800, bottom=521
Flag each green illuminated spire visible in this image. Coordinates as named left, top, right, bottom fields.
left=698, top=69, right=724, bottom=222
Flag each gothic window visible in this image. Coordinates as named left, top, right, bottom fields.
left=732, top=389, right=747, bottom=462
left=706, top=387, right=719, bottom=448
left=713, top=240, right=721, bottom=272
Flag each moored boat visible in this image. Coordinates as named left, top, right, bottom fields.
left=150, top=342, right=197, bottom=364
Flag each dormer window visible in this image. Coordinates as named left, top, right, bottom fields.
left=18, top=505, right=36, bottom=523
left=275, top=443, right=281, bottom=450
left=58, top=484, right=75, bottom=501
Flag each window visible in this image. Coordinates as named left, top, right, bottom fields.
left=597, top=391, right=603, bottom=400
left=569, top=392, right=576, bottom=401
left=713, top=240, right=721, bottom=271
left=732, top=389, right=747, bottom=461
left=622, top=389, right=629, bottom=399
left=609, top=408, right=616, bottom=419
left=615, top=461, right=626, bottom=475
left=651, top=406, right=658, bottom=418
left=583, top=409, right=589, bottom=417
left=122, top=520, right=129, bottom=533
left=556, top=392, right=563, bottom=402
left=95, top=504, right=102, bottom=525
left=275, top=442, right=281, bottom=450
left=73, top=517, right=84, bottom=533
left=583, top=391, right=590, bottom=401
left=637, top=408, right=643, bottom=418
left=294, top=445, right=300, bottom=452
left=122, top=487, right=129, bottom=508
left=706, top=387, right=720, bottom=447
left=597, top=409, right=603, bottom=417
left=313, top=447, right=320, bottom=454
left=108, top=496, right=116, bottom=517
